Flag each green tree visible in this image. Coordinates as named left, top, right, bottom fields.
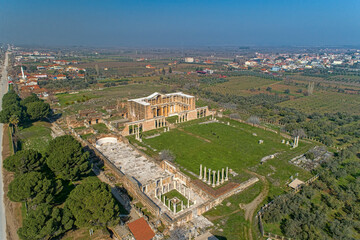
left=26, top=101, right=50, bottom=120
left=162, top=68, right=166, bottom=75
left=21, top=93, right=42, bottom=106
left=169, top=67, right=172, bottom=73
left=3, top=149, right=44, bottom=174
left=2, top=90, right=21, bottom=109
left=9, top=115, right=20, bottom=130
left=8, top=172, right=62, bottom=205
left=0, top=103, right=26, bottom=124
left=18, top=204, right=74, bottom=240
left=46, top=136, right=91, bottom=181
left=65, top=180, right=119, bottom=228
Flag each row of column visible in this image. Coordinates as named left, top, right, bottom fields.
left=177, top=113, right=188, bottom=123
left=155, top=118, right=166, bottom=128
left=197, top=109, right=207, bottom=118
left=293, top=136, right=299, bottom=148
left=199, top=164, right=229, bottom=187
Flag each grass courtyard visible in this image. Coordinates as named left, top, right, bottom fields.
left=162, top=190, right=191, bottom=213
left=134, top=118, right=313, bottom=186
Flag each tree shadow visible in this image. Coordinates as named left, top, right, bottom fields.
left=214, top=235, right=227, bottom=240
left=47, top=113, right=62, bottom=123
left=53, top=180, right=76, bottom=205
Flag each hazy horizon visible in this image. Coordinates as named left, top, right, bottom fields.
left=1, top=0, right=359, bottom=47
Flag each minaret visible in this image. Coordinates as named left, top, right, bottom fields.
left=21, top=66, right=26, bottom=80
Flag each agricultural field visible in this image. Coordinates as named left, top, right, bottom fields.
left=204, top=76, right=278, bottom=96
left=278, top=91, right=360, bottom=115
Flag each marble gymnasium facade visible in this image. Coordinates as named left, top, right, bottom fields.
left=121, top=92, right=210, bottom=136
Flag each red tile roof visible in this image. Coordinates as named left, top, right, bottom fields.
left=128, top=218, right=155, bottom=240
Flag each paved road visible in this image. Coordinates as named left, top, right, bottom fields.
left=0, top=50, right=10, bottom=240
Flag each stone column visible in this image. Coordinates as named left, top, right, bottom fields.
left=181, top=201, right=184, bottom=211
left=173, top=203, right=177, bottom=214
left=163, top=195, right=165, bottom=204
left=207, top=169, right=211, bottom=185
left=203, top=167, right=207, bottom=182
left=221, top=168, right=224, bottom=184
left=216, top=170, right=220, bottom=186
left=199, top=164, right=202, bottom=179
left=225, top=167, right=229, bottom=181
left=168, top=199, right=170, bottom=209
left=188, top=191, right=190, bottom=208
left=212, top=170, right=216, bottom=187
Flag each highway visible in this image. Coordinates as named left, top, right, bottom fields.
left=0, top=49, right=10, bottom=240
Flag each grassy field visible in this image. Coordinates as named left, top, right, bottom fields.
left=278, top=91, right=360, bottom=115
left=132, top=118, right=314, bottom=195
left=143, top=120, right=289, bottom=175
left=16, top=121, right=53, bottom=153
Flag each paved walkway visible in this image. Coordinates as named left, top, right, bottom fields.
left=0, top=50, right=10, bottom=240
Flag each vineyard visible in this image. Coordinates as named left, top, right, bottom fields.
left=278, top=91, right=360, bottom=115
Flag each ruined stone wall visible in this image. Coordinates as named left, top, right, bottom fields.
left=187, top=109, right=198, bottom=121
left=160, top=161, right=191, bottom=186
left=70, top=132, right=162, bottom=218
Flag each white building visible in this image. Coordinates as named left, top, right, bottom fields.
left=184, top=57, right=194, bottom=63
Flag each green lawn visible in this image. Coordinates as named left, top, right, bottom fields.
left=162, top=190, right=191, bottom=213
left=133, top=117, right=314, bottom=197
left=143, top=119, right=290, bottom=176
left=16, top=121, right=53, bottom=153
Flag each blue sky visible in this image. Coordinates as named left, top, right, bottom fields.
left=0, top=0, right=359, bottom=47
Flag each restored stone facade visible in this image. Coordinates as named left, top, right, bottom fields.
left=128, top=92, right=196, bottom=121
left=122, top=92, right=211, bottom=136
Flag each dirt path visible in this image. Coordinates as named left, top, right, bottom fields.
left=178, top=128, right=212, bottom=143
left=241, top=170, right=269, bottom=240
left=205, top=209, right=242, bottom=222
